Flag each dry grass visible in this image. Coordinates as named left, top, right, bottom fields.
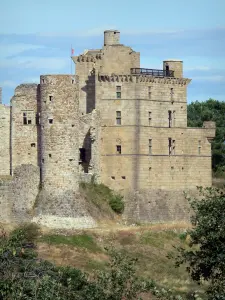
left=37, top=222, right=205, bottom=297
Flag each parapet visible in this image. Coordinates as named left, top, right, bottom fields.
left=104, top=30, right=120, bottom=46
left=163, top=60, right=183, bottom=78
left=203, top=121, right=216, bottom=129
left=40, top=74, right=79, bottom=86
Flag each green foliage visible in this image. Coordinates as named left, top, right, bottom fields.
left=80, top=181, right=124, bottom=214
left=0, top=225, right=185, bottom=299
left=187, top=99, right=225, bottom=175
left=173, top=187, right=225, bottom=299
left=40, top=233, right=101, bottom=252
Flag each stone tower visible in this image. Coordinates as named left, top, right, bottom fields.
left=40, top=75, right=79, bottom=194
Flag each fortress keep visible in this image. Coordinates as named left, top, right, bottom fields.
left=0, top=30, right=215, bottom=226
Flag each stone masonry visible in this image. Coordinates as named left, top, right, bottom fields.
left=0, top=30, right=216, bottom=227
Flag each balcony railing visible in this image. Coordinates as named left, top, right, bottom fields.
left=130, top=68, right=174, bottom=77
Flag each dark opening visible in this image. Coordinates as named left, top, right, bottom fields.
left=79, top=148, right=86, bottom=162
left=23, top=113, right=27, bottom=125
left=168, top=110, right=172, bottom=128
left=116, top=145, right=121, bottom=154
left=111, top=176, right=115, bottom=179
left=168, top=138, right=172, bottom=155
left=122, top=176, right=126, bottom=179
left=49, top=96, right=53, bottom=101
left=28, top=120, right=32, bottom=125
left=49, top=154, right=52, bottom=158
left=31, top=143, right=36, bottom=147
left=42, top=158, right=44, bottom=163
left=166, top=65, right=170, bottom=76
left=72, top=79, right=74, bottom=84
left=48, top=119, right=53, bottom=124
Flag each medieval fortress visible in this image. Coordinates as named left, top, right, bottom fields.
left=0, top=30, right=215, bottom=228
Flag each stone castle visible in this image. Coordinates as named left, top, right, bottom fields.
left=0, top=30, right=216, bottom=228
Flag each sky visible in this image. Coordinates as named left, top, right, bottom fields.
left=0, top=0, right=225, bottom=104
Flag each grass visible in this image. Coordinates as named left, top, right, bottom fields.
left=37, top=224, right=206, bottom=297
left=39, top=233, right=101, bottom=253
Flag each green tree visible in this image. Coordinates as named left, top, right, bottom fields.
left=187, top=99, right=225, bottom=176
left=174, top=187, right=225, bottom=299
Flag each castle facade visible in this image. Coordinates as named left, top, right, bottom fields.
left=0, top=30, right=215, bottom=195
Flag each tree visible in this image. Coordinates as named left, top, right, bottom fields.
left=174, top=187, right=225, bottom=299
left=187, top=99, right=225, bottom=176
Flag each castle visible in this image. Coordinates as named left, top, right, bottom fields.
left=0, top=30, right=216, bottom=227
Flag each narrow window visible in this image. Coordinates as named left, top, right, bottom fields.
left=79, top=148, right=86, bottom=162
left=72, top=79, right=74, bottom=84
left=111, top=176, right=115, bottom=180
left=168, top=110, right=172, bottom=128
left=122, top=176, right=126, bottom=179
left=31, top=143, right=36, bottom=147
left=148, top=111, right=152, bottom=126
left=173, top=110, right=176, bottom=126
left=49, top=154, right=52, bottom=158
left=116, top=111, right=121, bottom=125
left=170, top=88, right=174, bottom=103
left=148, top=86, right=151, bottom=99
left=168, top=138, right=172, bottom=155
left=42, top=158, right=44, bottom=163
left=23, top=112, right=27, bottom=125
left=198, top=140, right=201, bottom=155
left=49, top=96, right=53, bottom=102
left=48, top=118, right=53, bottom=124
left=149, top=139, right=152, bottom=155
left=42, top=79, right=44, bottom=83
left=166, top=65, right=170, bottom=76
left=116, top=145, right=121, bottom=154
left=116, top=86, right=121, bottom=99
left=172, top=139, right=176, bottom=155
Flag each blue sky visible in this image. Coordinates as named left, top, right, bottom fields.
left=0, top=0, right=225, bottom=104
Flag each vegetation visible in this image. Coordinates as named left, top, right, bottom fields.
left=80, top=181, right=124, bottom=214
left=172, top=187, right=225, bottom=299
left=187, top=99, right=225, bottom=177
left=0, top=224, right=186, bottom=300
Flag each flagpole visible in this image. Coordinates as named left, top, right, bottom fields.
left=71, top=44, right=72, bottom=75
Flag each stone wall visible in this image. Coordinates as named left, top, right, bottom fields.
left=123, top=189, right=195, bottom=224
left=0, top=104, right=10, bottom=175
left=11, top=84, right=39, bottom=173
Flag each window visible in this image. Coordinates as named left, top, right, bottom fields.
left=49, top=96, right=53, bottom=102
left=168, top=138, right=172, bottom=155
left=198, top=140, right=201, bottom=155
left=116, top=145, right=121, bottom=154
left=121, top=176, right=126, bottom=179
left=79, top=148, right=86, bottom=162
left=149, top=139, right=152, bottom=155
left=170, top=88, right=174, bottom=103
left=148, top=111, right=152, bottom=126
left=172, top=139, right=176, bottom=155
left=111, top=176, right=115, bottom=180
left=116, top=86, right=121, bottom=99
left=168, top=110, right=172, bottom=128
left=31, top=143, right=36, bottom=147
left=48, top=118, right=53, bottom=124
left=116, top=111, right=121, bottom=125
left=23, top=111, right=32, bottom=125
left=148, top=86, right=151, bottom=99
left=49, top=154, right=52, bottom=158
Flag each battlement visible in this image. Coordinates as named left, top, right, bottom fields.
left=97, top=73, right=191, bottom=85
left=14, top=84, right=38, bottom=97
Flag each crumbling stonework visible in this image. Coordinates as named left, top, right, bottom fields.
left=0, top=29, right=216, bottom=228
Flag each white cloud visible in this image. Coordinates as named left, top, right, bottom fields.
left=192, top=75, right=225, bottom=82
left=185, top=66, right=211, bottom=71
left=0, top=80, right=18, bottom=88
left=0, top=43, right=45, bottom=58
left=0, top=57, right=68, bottom=71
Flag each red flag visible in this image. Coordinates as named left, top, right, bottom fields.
left=71, top=48, right=74, bottom=55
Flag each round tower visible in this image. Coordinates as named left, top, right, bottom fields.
left=104, top=30, right=120, bottom=46
left=163, top=60, right=183, bottom=78
left=40, top=75, right=79, bottom=192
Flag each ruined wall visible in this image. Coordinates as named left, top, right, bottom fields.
left=40, top=75, right=79, bottom=193
left=11, top=84, right=39, bottom=173
left=0, top=105, right=10, bottom=175
left=79, top=110, right=101, bottom=179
